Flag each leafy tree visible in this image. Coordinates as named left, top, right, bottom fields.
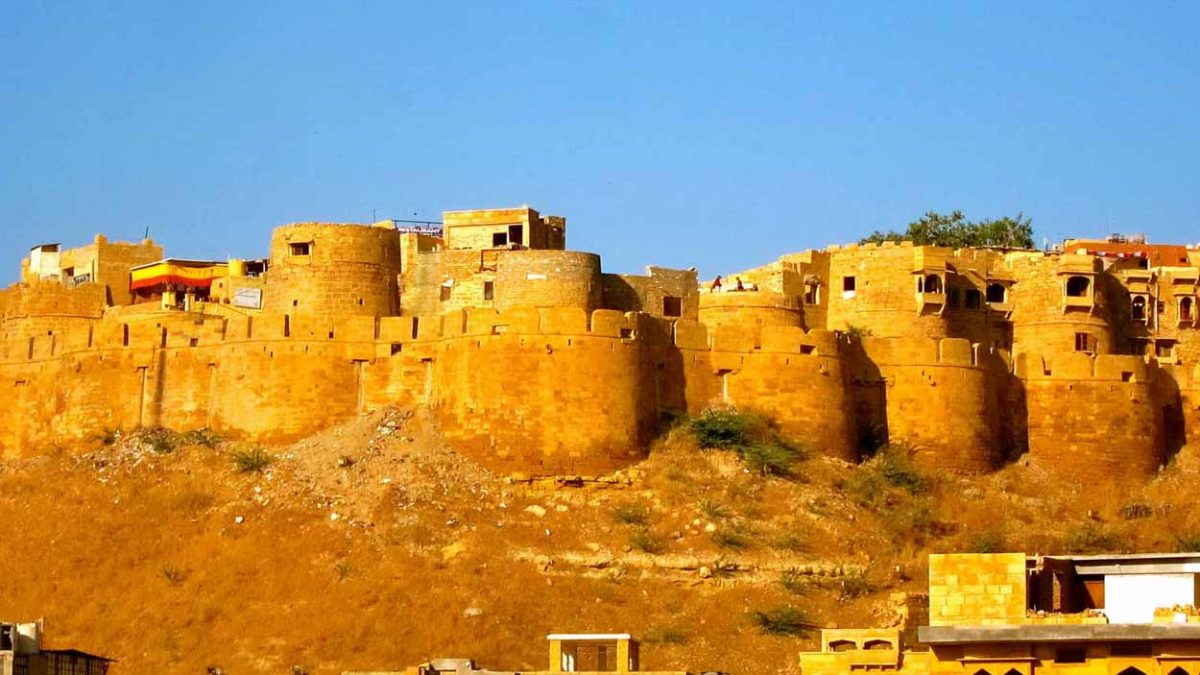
left=861, top=210, right=1034, bottom=249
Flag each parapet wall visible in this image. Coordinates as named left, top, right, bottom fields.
left=1017, top=351, right=1164, bottom=481
left=0, top=282, right=107, bottom=341
left=697, top=290, right=804, bottom=331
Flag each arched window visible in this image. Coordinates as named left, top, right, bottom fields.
left=1117, top=668, right=1147, bottom=675
left=1167, top=667, right=1188, bottom=675
left=1181, top=297, right=1194, bottom=322
left=924, top=274, right=943, bottom=294
left=1005, top=669, right=1023, bottom=675
left=986, top=283, right=1006, bottom=303
left=973, top=668, right=993, bottom=675
left=1132, top=295, right=1147, bottom=321
left=1067, top=276, right=1091, bottom=297
left=828, top=640, right=856, bottom=652
left=864, top=640, right=894, bottom=651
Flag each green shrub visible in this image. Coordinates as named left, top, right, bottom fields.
left=891, top=498, right=935, bottom=533
left=780, top=568, right=812, bottom=595
left=1176, top=533, right=1200, bottom=552
left=875, top=447, right=926, bottom=493
left=144, top=428, right=180, bottom=454
left=232, top=448, right=272, bottom=473
left=629, top=529, right=666, bottom=555
left=1062, top=522, right=1127, bottom=554
left=697, top=499, right=731, bottom=520
left=689, top=408, right=759, bottom=450
left=770, top=532, right=807, bottom=552
left=964, top=530, right=1007, bottom=553
left=840, top=470, right=885, bottom=508
left=183, top=428, right=222, bottom=448
left=739, top=442, right=802, bottom=477
left=749, top=606, right=816, bottom=636
left=844, top=325, right=873, bottom=340
left=837, top=570, right=873, bottom=600
left=613, top=504, right=650, bottom=526
left=711, top=526, right=751, bottom=550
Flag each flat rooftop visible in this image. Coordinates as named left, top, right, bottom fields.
left=920, top=624, right=1200, bottom=644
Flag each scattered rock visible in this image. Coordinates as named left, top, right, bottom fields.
left=463, top=607, right=483, bottom=618
left=234, top=515, right=244, bottom=524
left=699, top=566, right=712, bottom=579
left=524, top=504, right=547, bottom=518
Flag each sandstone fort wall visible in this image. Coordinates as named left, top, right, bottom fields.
left=5, top=215, right=1198, bottom=481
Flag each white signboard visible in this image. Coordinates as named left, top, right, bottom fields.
left=233, top=287, right=263, bottom=310
left=1105, top=573, right=1196, bottom=624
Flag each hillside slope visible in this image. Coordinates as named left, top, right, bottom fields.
left=0, top=410, right=1198, bottom=674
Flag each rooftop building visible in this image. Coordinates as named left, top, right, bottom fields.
left=801, top=552, right=1200, bottom=675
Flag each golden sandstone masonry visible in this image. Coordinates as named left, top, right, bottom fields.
left=3, top=207, right=1200, bottom=479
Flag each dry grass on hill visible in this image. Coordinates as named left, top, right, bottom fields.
left=0, top=411, right=1198, bottom=674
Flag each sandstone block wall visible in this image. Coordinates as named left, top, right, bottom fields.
left=697, top=289, right=804, bottom=332
left=430, top=307, right=650, bottom=475
left=1017, top=352, right=1164, bottom=481
left=663, top=322, right=860, bottom=461
left=928, top=553, right=1027, bottom=626
left=493, top=250, right=601, bottom=313
left=859, top=337, right=1003, bottom=472
left=265, top=223, right=402, bottom=317
left=1008, top=254, right=1114, bottom=356
left=602, top=266, right=700, bottom=320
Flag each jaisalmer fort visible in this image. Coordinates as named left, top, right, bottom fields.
left=6, top=205, right=1200, bottom=479
left=10, top=206, right=1200, bottom=675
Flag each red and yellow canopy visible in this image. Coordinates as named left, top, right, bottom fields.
left=130, top=259, right=227, bottom=291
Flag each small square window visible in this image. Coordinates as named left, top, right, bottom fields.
left=492, top=232, right=508, bottom=247
left=1074, top=332, right=1093, bottom=353
left=289, top=242, right=311, bottom=256
left=843, top=276, right=856, bottom=292
left=440, top=286, right=452, bottom=302
left=1157, top=340, right=1176, bottom=358
left=483, top=281, right=494, bottom=301
left=663, top=296, right=683, bottom=318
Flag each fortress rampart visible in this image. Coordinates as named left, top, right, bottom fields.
left=858, top=337, right=1004, bottom=473
left=5, top=210, right=1200, bottom=481
left=1016, top=351, right=1164, bottom=481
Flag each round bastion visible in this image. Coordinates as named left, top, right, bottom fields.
left=265, top=222, right=402, bottom=317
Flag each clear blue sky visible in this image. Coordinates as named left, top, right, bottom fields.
left=3, top=2, right=1199, bottom=283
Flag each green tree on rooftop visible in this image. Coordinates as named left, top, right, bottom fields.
left=861, top=210, right=1035, bottom=249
